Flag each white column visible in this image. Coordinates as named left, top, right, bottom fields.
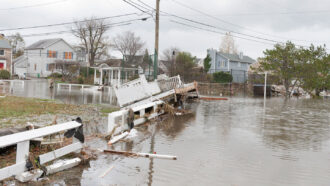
left=125, top=71, right=128, bottom=82
left=100, top=70, right=103, bottom=85
left=94, top=68, right=96, bottom=84
left=111, top=69, right=113, bottom=86
left=118, top=70, right=121, bottom=86
left=108, top=70, right=111, bottom=85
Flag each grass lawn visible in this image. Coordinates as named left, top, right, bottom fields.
left=0, top=96, right=83, bottom=120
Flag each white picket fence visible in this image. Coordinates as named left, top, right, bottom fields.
left=0, top=121, right=83, bottom=181
left=114, top=75, right=161, bottom=107
left=157, top=75, right=183, bottom=92
left=107, top=100, right=164, bottom=135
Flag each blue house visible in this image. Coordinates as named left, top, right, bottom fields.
left=207, top=49, right=255, bottom=83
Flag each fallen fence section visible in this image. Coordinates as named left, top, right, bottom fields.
left=114, top=75, right=183, bottom=107
left=107, top=100, right=164, bottom=135
left=104, top=150, right=177, bottom=160
left=0, top=121, right=83, bottom=181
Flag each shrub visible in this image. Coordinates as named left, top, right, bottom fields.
left=213, top=71, right=233, bottom=83
left=0, top=70, right=10, bottom=79
left=80, top=67, right=95, bottom=78
left=77, top=76, right=84, bottom=84
left=48, top=73, right=62, bottom=79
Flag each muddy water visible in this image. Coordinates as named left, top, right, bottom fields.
left=39, top=97, right=329, bottom=186
left=0, top=80, right=117, bottom=105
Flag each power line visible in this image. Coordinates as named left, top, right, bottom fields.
left=21, top=23, right=133, bottom=38
left=0, top=12, right=141, bottom=31
left=133, top=0, right=328, bottom=48
left=0, top=0, right=69, bottom=11
left=170, top=20, right=275, bottom=46
left=169, top=0, right=322, bottom=43
left=18, top=17, right=150, bottom=37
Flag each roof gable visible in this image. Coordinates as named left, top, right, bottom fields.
left=218, top=52, right=255, bottom=64
left=25, top=38, right=73, bottom=50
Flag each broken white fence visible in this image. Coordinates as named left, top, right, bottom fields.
left=157, top=75, right=183, bottom=92
left=107, top=100, right=164, bottom=135
left=114, top=75, right=184, bottom=107
left=0, top=121, right=83, bottom=181
left=114, top=75, right=161, bottom=107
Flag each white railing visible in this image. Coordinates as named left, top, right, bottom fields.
left=57, top=83, right=112, bottom=92
left=0, top=121, right=83, bottom=181
left=114, top=75, right=161, bottom=107
left=157, top=75, right=183, bottom=92
left=107, top=100, right=164, bottom=135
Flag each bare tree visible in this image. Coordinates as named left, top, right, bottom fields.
left=219, top=32, right=238, bottom=54
left=162, top=47, right=180, bottom=76
left=112, top=31, right=145, bottom=64
left=72, top=17, right=110, bottom=66
left=7, top=33, right=25, bottom=58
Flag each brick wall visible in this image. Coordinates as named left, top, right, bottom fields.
left=197, top=82, right=253, bottom=96
left=0, top=48, right=12, bottom=73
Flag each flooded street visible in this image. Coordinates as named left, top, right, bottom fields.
left=43, top=97, right=330, bottom=186
left=0, top=80, right=117, bottom=105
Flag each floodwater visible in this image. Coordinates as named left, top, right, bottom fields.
left=42, top=97, right=329, bottom=186
left=0, top=80, right=117, bottom=105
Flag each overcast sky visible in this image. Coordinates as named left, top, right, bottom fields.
left=1, top=0, right=330, bottom=60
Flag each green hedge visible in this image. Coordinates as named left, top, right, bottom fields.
left=213, top=71, right=233, bottom=83
left=0, top=70, right=10, bottom=79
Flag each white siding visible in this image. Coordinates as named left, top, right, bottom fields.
left=25, top=40, right=75, bottom=77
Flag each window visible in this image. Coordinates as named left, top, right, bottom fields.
left=0, top=50, right=4, bottom=56
left=64, top=52, right=73, bottom=59
left=47, top=50, right=57, bottom=58
left=238, top=62, right=241, bottom=67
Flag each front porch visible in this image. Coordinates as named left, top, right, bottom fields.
left=91, top=63, right=139, bottom=87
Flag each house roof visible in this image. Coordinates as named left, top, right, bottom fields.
left=93, top=59, right=137, bottom=68
left=25, top=38, right=65, bottom=50
left=13, top=55, right=28, bottom=68
left=0, top=39, right=11, bottom=49
left=219, top=52, right=255, bottom=64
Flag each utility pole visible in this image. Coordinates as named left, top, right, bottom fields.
left=153, top=0, right=160, bottom=80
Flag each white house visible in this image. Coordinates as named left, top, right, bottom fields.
left=14, top=38, right=85, bottom=78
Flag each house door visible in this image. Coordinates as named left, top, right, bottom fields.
left=0, top=63, right=4, bottom=69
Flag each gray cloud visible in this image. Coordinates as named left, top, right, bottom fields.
left=1, top=0, right=330, bottom=59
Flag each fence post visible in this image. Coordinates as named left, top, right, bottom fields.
left=16, top=140, right=30, bottom=164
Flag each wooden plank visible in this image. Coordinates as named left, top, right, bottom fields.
left=39, top=142, right=83, bottom=165
left=0, top=161, right=26, bottom=181
left=15, top=169, right=43, bottom=182
left=104, top=150, right=177, bottom=160
left=0, top=121, right=81, bottom=148
left=46, top=158, right=81, bottom=175
left=108, top=132, right=129, bottom=145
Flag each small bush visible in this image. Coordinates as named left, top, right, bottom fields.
left=77, top=76, right=84, bottom=84
left=213, top=71, right=233, bottom=83
left=48, top=73, right=62, bottom=79
left=0, top=70, right=10, bottom=79
left=80, top=67, right=95, bottom=78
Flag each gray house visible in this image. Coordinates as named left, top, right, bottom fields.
left=207, top=49, right=255, bottom=83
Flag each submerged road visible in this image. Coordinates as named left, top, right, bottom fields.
left=39, top=97, right=330, bottom=186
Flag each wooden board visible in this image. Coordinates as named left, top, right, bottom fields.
left=0, top=161, right=26, bottom=181
left=39, top=142, right=83, bottom=165
left=0, top=121, right=81, bottom=148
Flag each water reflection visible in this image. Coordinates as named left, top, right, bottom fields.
left=0, top=80, right=117, bottom=105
